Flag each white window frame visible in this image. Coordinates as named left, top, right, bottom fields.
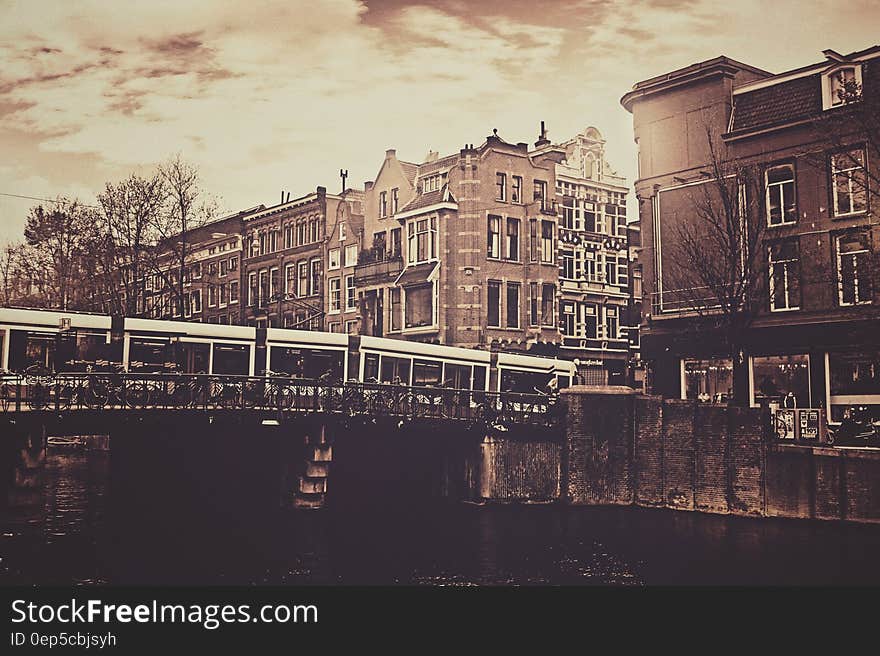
left=345, top=274, right=357, bottom=311
left=836, top=232, right=873, bottom=306
left=765, top=164, right=797, bottom=226
left=329, top=277, right=341, bottom=313
left=831, top=148, right=868, bottom=218
left=487, top=216, right=501, bottom=259
left=822, top=65, right=862, bottom=110
left=329, top=248, right=341, bottom=270
left=768, top=241, right=800, bottom=312
left=344, top=244, right=358, bottom=268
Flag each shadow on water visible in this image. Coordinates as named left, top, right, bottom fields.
left=3, top=416, right=880, bottom=585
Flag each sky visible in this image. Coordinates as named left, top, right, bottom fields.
left=1, top=0, right=878, bottom=245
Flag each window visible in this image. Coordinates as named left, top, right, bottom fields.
left=339, top=222, right=346, bottom=242
left=310, top=258, right=322, bottom=297
left=258, top=232, right=266, bottom=256
left=285, top=264, right=296, bottom=295
left=765, top=164, right=797, bottom=226
left=258, top=269, right=268, bottom=306
left=529, top=282, right=539, bottom=326
left=541, top=221, right=554, bottom=263
left=229, top=256, right=238, bottom=272
left=769, top=240, right=800, bottom=311
left=534, top=180, right=547, bottom=211
left=487, top=281, right=501, bottom=328
left=496, top=173, right=506, bottom=201
left=284, top=224, right=294, bottom=249
left=269, top=230, right=278, bottom=253
left=380, top=191, right=387, bottom=218
left=346, top=275, right=356, bottom=311
left=296, top=218, right=305, bottom=246
left=605, top=306, right=619, bottom=339
left=208, top=283, right=217, bottom=307
left=512, top=176, right=522, bottom=204
left=541, top=284, right=555, bottom=326
left=191, top=289, right=202, bottom=314
left=487, top=216, right=501, bottom=259
left=605, top=255, right=618, bottom=286
left=407, top=217, right=437, bottom=264
left=219, top=283, right=227, bottom=307
left=208, top=262, right=217, bottom=277
left=837, top=231, right=873, bottom=306
left=562, top=251, right=574, bottom=279
left=506, top=218, right=519, bottom=261
left=269, top=267, right=279, bottom=301
left=192, top=262, right=202, bottom=279
left=345, top=244, right=358, bottom=268
left=391, top=288, right=401, bottom=331
left=329, top=248, right=340, bottom=270
left=561, top=196, right=575, bottom=229
left=328, top=322, right=341, bottom=333
left=390, top=228, right=402, bottom=259
left=298, top=261, right=309, bottom=297
left=831, top=149, right=867, bottom=217
left=345, top=320, right=358, bottom=334
left=404, top=285, right=433, bottom=328
left=584, top=304, right=598, bottom=338
left=823, top=65, right=862, bottom=110
left=422, top=175, right=441, bottom=193
left=562, top=302, right=575, bottom=336
left=529, top=219, right=538, bottom=262
left=329, top=277, right=341, bottom=312
left=219, top=259, right=228, bottom=277
left=391, top=188, right=399, bottom=214
left=506, top=282, right=520, bottom=329
left=584, top=202, right=597, bottom=233
left=229, top=281, right=239, bottom=304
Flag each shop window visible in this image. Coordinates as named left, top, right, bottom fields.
left=752, top=354, right=810, bottom=408
left=684, top=358, right=733, bottom=403
left=404, top=285, right=433, bottom=329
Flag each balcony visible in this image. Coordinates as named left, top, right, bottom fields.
left=354, top=250, right=403, bottom=287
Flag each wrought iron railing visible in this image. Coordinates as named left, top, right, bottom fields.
left=0, top=372, right=561, bottom=429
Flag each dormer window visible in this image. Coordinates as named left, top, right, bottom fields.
left=822, top=65, right=862, bottom=110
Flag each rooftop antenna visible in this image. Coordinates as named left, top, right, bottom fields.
left=340, top=169, right=348, bottom=194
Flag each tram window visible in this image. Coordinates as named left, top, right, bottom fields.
left=443, top=363, right=472, bottom=389
left=473, top=366, right=487, bottom=392
left=58, top=332, right=111, bottom=372
left=177, top=342, right=210, bottom=373
left=380, top=356, right=411, bottom=385
left=412, top=360, right=442, bottom=387
left=9, top=330, right=56, bottom=372
left=213, top=344, right=249, bottom=375
left=129, top=338, right=170, bottom=372
left=270, top=347, right=344, bottom=380
left=363, top=353, right=380, bottom=382
left=500, top=369, right=552, bottom=393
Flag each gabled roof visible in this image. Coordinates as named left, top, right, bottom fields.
left=399, top=161, right=419, bottom=186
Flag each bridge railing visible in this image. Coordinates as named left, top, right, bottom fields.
left=0, top=373, right=561, bottom=428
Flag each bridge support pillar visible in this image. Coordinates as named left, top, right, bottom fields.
left=292, top=424, right=333, bottom=509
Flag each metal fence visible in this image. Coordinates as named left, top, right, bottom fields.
left=0, top=372, right=561, bottom=429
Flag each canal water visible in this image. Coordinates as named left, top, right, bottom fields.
left=3, top=444, right=880, bottom=586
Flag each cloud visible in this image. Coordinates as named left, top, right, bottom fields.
left=0, top=0, right=878, bottom=247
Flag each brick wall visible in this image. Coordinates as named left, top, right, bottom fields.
left=562, top=387, right=880, bottom=524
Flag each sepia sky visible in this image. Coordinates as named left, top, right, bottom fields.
left=1, top=0, right=877, bottom=245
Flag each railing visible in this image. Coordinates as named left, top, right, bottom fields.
left=0, top=372, right=561, bottom=429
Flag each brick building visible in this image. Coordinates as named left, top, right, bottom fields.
left=355, top=126, right=633, bottom=384
left=621, top=46, right=880, bottom=420
left=240, top=186, right=364, bottom=330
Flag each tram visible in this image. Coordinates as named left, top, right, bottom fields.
left=0, top=307, right=574, bottom=393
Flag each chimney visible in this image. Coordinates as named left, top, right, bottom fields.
left=365, top=181, right=374, bottom=191
left=535, top=120, right=551, bottom=148
left=385, top=149, right=396, bottom=159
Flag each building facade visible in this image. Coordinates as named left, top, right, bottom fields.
left=355, top=126, right=633, bottom=384
left=622, top=46, right=880, bottom=420
left=240, top=187, right=364, bottom=331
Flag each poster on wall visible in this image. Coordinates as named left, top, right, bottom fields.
left=799, top=410, right=820, bottom=441
left=774, top=409, right=796, bottom=440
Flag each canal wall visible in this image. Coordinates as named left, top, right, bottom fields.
left=561, top=387, right=880, bottom=524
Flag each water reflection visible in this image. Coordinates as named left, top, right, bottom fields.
left=3, top=449, right=880, bottom=586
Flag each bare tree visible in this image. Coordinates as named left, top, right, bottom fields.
left=150, top=155, right=217, bottom=317
left=666, top=128, right=766, bottom=406
left=0, top=242, right=27, bottom=306
left=96, top=172, right=167, bottom=316
left=22, top=198, right=94, bottom=310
